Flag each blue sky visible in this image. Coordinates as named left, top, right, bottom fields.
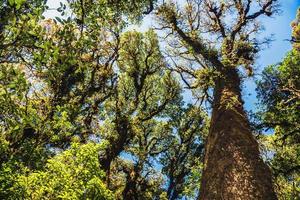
left=44, top=0, right=300, bottom=112
left=244, top=0, right=300, bottom=111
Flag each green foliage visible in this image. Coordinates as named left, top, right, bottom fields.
left=5, top=0, right=295, bottom=199
left=292, top=8, right=300, bottom=50
left=0, top=1, right=207, bottom=199
left=160, top=104, right=208, bottom=199
left=14, top=142, right=113, bottom=200
left=67, top=0, right=156, bottom=24
left=257, top=21, right=300, bottom=199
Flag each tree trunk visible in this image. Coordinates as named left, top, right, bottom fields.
left=199, top=68, right=277, bottom=199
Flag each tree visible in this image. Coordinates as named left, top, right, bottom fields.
left=97, top=30, right=207, bottom=199
left=15, top=142, right=113, bottom=200
left=1, top=1, right=208, bottom=199
left=256, top=8, right=300, bottom=199
left=0, top=0, right=162, bottom=198
left=4, top=0, right=298, bottom=199
left=156, top=0, right=278, bottom=199
left=96, top=29, right=180, bottom=181
left=160, top=104, right=208, bottom=200
left=109, top=102, right=208, bottom=200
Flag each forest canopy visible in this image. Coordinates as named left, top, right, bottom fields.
left=0, top=0, right=299, bottom=199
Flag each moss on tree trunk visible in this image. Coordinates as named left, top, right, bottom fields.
left=199, top=68, right=277, bottom=200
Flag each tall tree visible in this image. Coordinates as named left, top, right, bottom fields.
left=156, top=0, right=278, bottom=198
left=98, top=30, right=179, bottom=174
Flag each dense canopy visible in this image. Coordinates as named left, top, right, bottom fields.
left=0, top=0, right=299, bottom=199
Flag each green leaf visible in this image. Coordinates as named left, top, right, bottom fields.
left=9, top=0, right=25, bottom=10
left=55, top=17, right=64, bottom=24
left=8, top=0, right=14, bottom=6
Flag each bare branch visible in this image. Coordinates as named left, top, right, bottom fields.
left=231, top=0, right=278, bottom=40
left=204, top=0, right=226, bottom=37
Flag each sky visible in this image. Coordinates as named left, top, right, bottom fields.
left=243, top=0, right=300, bottom=111
left=44, top=0, right=300, bottom=112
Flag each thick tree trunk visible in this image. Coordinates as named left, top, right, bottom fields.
left=199, top=68, right=277, bottom=199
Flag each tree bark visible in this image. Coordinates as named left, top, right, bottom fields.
left=199, top=68, right=277, bottom=199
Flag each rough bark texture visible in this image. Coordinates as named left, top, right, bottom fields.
left=199, top=68, right=277, bottom=200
